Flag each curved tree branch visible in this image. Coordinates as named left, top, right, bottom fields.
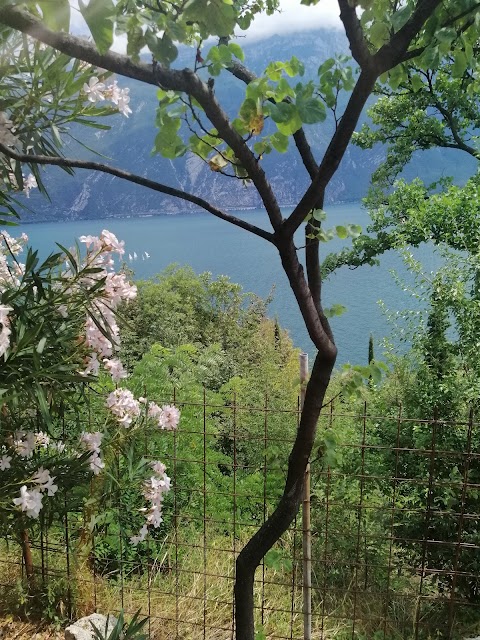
left=0, top=142, right=275, bottom=242
left=0, top=4, right=284, bottom=232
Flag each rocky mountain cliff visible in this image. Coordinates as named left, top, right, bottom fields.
left=20, top=30, right=476, bottom=222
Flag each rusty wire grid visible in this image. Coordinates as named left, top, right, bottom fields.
left=1, top=395, right=480, bottom=640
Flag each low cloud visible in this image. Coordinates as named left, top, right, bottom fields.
left=69, top=0, right=341, bottom=53
left=240, top=0, right=341, bottom=41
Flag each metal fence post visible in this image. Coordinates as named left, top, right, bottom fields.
left=299, top=352, right=311, bottom=640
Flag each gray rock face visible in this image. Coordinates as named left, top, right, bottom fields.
left=65, top=613, right=118, bottom=640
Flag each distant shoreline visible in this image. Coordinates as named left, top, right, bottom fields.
left=18, top=199, right=363, bottom=226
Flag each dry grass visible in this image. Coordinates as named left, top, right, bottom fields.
left=0, top=619, right=63, bottom=640
left=2, top=534, right=478, bottom=639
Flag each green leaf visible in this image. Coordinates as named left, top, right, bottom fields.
left=37, top=0, right=70, bottom=30
left=324, top=303, right=347, bottom=318
left=270, top=132, right=289, bottom=153
left=228, top=42, right=244, bottom=61
left=390, top=5, right=412, bottom=32
left=410, top=74, right=424, bottom=93
left=184, top=0, right=236, bottom=37
left=347, top=224, right=362, bottom=238
left=145, top=31, right=178, bottom=64
left=370, top=363, right=382, bottom=385
left=336, top=225, right=348, bottom=239
left=312, top=209, right=326, bottom=222
left=266, top=102, right=295, bottom=124
left=296, top=97, right=326, bottom=124
left=452, top=50, right=467, bottom=78
left=78, top=0, right=115, bottom=54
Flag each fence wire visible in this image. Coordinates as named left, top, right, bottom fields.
left=1, top=395, right=480, bottom=640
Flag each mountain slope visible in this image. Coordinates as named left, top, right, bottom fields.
left=19, top=30, right=477, bottom=222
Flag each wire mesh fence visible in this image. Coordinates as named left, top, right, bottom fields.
left=1, top=394, right=480, bottom=640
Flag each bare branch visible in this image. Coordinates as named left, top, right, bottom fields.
left=0, top=142, right=274, bottom=242
left=0, top=4, right=284, bottom=231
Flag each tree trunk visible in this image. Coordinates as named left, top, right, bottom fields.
left=234, top=349, right=335, bottom=640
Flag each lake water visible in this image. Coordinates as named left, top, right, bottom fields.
left=17, top=203, right=439, bottom=366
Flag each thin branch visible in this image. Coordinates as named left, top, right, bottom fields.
left=0, top=4, right=284, bottom=232
left=0, top=142, right=274, bottom=242
left=425, top=74, right=478, bottom=157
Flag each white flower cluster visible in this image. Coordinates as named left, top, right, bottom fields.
left=146, top=401, right=180, bottom=431
left=130, top=461, right=171, bottom=545
left=23, top=174, right=37, bottom=198
left=106, top=392, right=181, bottom=431
left=11, top=430, right=57, bottom=459
left=0, top=304, right=12, bottom=358
left=1, top=229, right=180, bottom=535
left=83, top=77, right=132, bottom=117
left=106, top=388, right=140, bottom=427
left=0, top=230, right=28, bottom=297
left=80, top=431, right=104, bottom=475
left=12, top=467, right=58, bottom=519
left=0, top=230, right=29, bottom=356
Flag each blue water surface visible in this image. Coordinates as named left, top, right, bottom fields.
left=17, top=203, right=440, bottom=366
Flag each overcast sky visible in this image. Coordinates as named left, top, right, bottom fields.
left=238, top=0, right=341, bottom=41
left=70, top=0, right=341, bottom=52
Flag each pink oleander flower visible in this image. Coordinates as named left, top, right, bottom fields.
left=106, top=388, right=140, bottom=426
left=146, top=505, right=163, bottom=528
left=147, top=402, right=162, bottom=419
left=0, top=305, right=11, bottom=358
left=13, top=486, right=43, bottom=518
left=35, top=432, right=50, bottom=448
left=14, top=431, right=36, bottom=458
left=151, top=460, right=166, bottom=475
left=83, top=77, right=105, bottom=102
left=32, top=467, right=58, bottom=496
left=0, top=454, right=11, bottom=471
left=100, top=229, right=125, bottom=256
left=83, top=353, right=101, bottom=376
left=79, top=234, right=102, bottom=252
left=90, top=452, right=105, bottom=475
left=85, top=316, right=114, bottom=358
left=104, top=358, right=128, bottom=382
left=117, top=89, right=132, bottom=118
left=159, top=405, right=180, bottom=431
left=80, top=431, right=102, bottom=453
left=130, top=523, right=149, bottom=546
left=23, top=174, right=37, bottom=198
